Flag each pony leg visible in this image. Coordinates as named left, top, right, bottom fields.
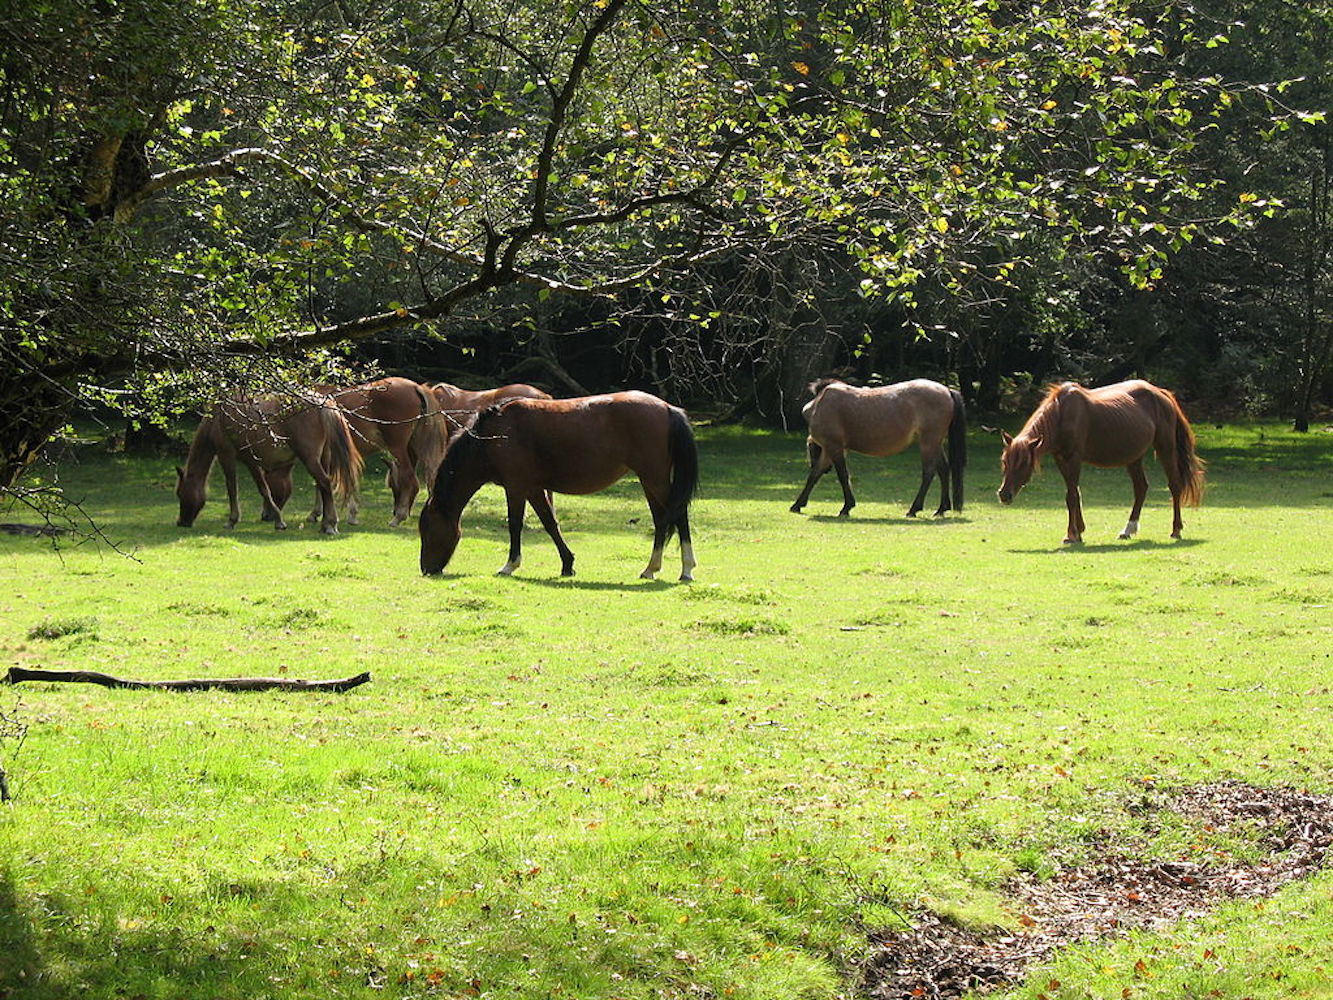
left=497, top=489, right=528, bottom=576
left=933, top=453, right=952, bottom=516
left=219, top=453, right=241, bottom=528
left=1163, top=461, right=1186, bottom=539
left=790, top=439, right=832, bottom=513
left=641, top=493, right=671, bottom=580
left=525, top=490, right=576, bottom=577
left=267, top=469, right=293, bottom=523
left=245, top=462, right=287, bottom=529
left=676, top=508, right=696, bottom=582
left=907, top=448, right=947, bottom=517
left=832, top=455, right=855, bottom=517
left=1054, top=456, right=1084, bottom=544
left=387, top=450, right=419, bottom=527
left=1120, top=458, right=1148, bottom=539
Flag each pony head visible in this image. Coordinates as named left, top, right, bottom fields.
left=175, top=466, right=205, bottom=526
left=419, top=425, right=483, bottom=574
left=997, top=431, right=1040, bottom=505
left=418, top=498, right=461, bottom=575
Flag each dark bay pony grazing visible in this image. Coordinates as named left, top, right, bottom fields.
left=790, top=378, right=967, bottom=518
left=176, top=394, right=362, bottom=535
left=997, top=379, right=1205, bottom=544
left=299, top=377, right=435, bottom=526
left=419, top=391, right=698, bottom=580
left=411, top=381, right=551, bottom=487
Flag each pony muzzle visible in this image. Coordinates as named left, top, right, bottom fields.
left=997, top=488, right=1014, bottom=505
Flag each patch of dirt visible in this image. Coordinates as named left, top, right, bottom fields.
left=860, top=781, right=1333, bottom=1000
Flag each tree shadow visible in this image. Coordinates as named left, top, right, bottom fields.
left=0, top=872, right=46, bottom=998
left=0, top=870, right=335, bottom=998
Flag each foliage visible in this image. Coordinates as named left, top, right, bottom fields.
left=2, top=0, right=1314, bottom=488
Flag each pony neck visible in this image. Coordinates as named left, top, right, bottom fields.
left=1019, top=387, right=1067, bottom=452
left=181, top=419, right=219, bottom=483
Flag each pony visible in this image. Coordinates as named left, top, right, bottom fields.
left=175, top=393, right=362, bottom=535
left=410, top=381, right=551, bottom=488
left=290, top=377, right=436, bottom=526
left=997, top=379, right=1206, bottom=544
left=419, top=391, right=698, bottom=580
left=790, top=377, right=967, bottom=518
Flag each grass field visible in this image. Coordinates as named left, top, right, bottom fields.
left=1, top=421, right=1331, bottom=1000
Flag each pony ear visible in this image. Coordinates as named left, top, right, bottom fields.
left=175, top=465, right=184, bottom=481
left=1000, top=430, right=1014, bottom=447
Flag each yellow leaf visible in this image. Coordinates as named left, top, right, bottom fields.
left=792, top=61, right=810, bottom=76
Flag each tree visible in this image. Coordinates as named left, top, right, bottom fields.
left=1, top=0, right=1284, bottom=496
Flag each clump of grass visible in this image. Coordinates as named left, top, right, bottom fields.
left=26, top=615, right=98, bottom=640
left=691, top=615, right=789, bottom=636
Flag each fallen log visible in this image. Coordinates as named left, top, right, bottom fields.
left=4, top=667, right=370, bottom=693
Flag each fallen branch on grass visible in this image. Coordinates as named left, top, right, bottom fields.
left=4, top=667, right=371, bottom=693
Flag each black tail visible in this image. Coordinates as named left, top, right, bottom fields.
left=947, top=389, right=967, bottom=513
left=664, top=407, right=699, bottom=539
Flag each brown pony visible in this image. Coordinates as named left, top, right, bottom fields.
left=419, top=392, right=698, bottom=580
left=410, top=381, right=551, bottom=487
left=176, top=394, right=362, bottom=535
left=997, top=379, right=1205, bottom=544
left=790, top=378, right=967, bottom=518
left=296, top=377, right=436, bottom=526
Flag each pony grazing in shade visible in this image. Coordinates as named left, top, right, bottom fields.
left=997, top=379, right=1205, bottom=544
left=176, top=393, right=362, bottom=535
left=790, top=377, right=967, bottom=518
left=419, top=391, right=698, bottom=581
left=303, top=376, right=436, bottom=527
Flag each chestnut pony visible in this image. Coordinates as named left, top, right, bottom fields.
left=291, top=377, right=436, bottom=526
left=410, top=381, right=551, bottom=487
left=419, top=391, right=698, bottom=580
left=997, top=379, right=1205, bottom=544
left=176, top=393, right=362, bottom=535
left=790, top=378, right=967, bottom=518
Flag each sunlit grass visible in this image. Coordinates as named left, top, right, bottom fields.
left=1, top=422, right=1331, bottom=999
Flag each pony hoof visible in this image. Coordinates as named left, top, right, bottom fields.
left=789, top=504, right=803, bottom=514
left=561, top=568, right=576, bottom=578
left=1062, top=538, right=1082, bottom=546
left=679, top=572, right=694, bottom=583
left=640, top=569, right=657, bottom=580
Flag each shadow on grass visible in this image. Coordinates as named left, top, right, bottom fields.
left=1005, top=537, right=1207, bottom=554
left=504, top=575, right=679, bottom=593
left=0, top=873, right=45, bottom=998
left=803, top=513, right=973, bottom=526
left=0, top=870, right=335, bottom=999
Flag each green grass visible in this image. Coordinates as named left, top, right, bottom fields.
left=1, top=421, right=1331, bottom=1000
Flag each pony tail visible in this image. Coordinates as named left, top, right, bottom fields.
left=408, top=385, right=450, bottom=491
left=664, top=407, right=699, bottom=534
left=324, top=408, right=363, bottom=503
left=1171, top=399, right=1206, bottom=507
left=947, top=389, right=967, bottom=513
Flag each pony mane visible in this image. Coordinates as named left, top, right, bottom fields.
left=807, top=377, right=845, bottom=399
left=1019, top=382, right=1076, bottom=441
